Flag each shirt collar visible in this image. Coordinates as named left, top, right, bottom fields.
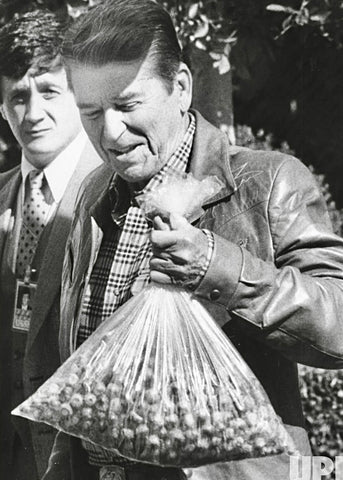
left=21, top=129, right=88, bottom=204
left=109, top=112, right=196, bottom=226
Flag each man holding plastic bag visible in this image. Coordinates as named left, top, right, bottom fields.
left=41, top=0, right=343, bottom=478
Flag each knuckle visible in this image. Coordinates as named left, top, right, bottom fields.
left=150, top=231, right=158, bottom=244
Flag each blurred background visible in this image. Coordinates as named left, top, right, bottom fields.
left=0, top=0, right=342, bottom=473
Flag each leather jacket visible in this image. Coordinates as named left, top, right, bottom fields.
left=55, top=110, right=343, bottom=479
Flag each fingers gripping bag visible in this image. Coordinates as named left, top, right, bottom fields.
left=12, top=173, right=297, bottom=467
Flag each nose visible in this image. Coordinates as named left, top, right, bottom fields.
left=101, top=109, right=127, bottom=149
left=25, top=93, right=45, bottom=124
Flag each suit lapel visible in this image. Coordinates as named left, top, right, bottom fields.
left=26, top=143, right=102, bottom=352
left=0, top=169, right=21, bottom=265
left=67, top=216, right=104, bottom=356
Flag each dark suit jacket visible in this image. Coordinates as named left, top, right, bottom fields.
left=0, top=141, right=102, bottom=479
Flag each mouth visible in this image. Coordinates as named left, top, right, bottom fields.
left=26, top=128, right=51, bottom=137
left=110, top=146, right=136, bottom=156
left=109, top=143, right=145, bottom=157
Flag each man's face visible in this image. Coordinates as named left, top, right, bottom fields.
left=0, top=66, right=83, bottom=168
left=69, top=56, right=191, bottom=187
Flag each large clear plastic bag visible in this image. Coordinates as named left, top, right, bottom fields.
left=12, top=174, right=297, bottom=467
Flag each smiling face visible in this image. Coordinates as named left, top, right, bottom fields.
left=0, top=66, right=83, bottom=168
left=69, top=55, right=192, bottom=188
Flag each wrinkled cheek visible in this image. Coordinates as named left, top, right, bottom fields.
left=89, top=131, right=103, bottom=152
left=7, top=113, right=21, bottom=133
left=141, top=146, right=155, bottom=163
left=81, top=118, right=96, bottom=138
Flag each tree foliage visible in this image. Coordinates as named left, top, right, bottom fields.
left=267, top=0, right=343, bottom=47
left=299, top=365, right=343, bottom=480
left=0, top=0, right=284, bottom=74
left=1, top=0, right=343, bottom=78
left=64, top=0, right=238, bottom=74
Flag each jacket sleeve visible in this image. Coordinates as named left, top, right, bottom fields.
left=195, top=157, right=343, bottom=368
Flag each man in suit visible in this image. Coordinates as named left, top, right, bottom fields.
left=45, top=1, right=343, bottom=479
left=0, top=10, right=102, bottom=480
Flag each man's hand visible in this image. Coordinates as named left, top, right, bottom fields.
left=150, top=213, right=209, bottom=289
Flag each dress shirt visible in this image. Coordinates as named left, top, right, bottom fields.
left=10, top=130, right=88, bottom=274
left=77, top=114, right=196, bottom=466
left=21, top=129, right=88, bottom=205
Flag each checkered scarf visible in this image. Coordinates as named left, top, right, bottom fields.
left=76, top=113, right=195, bottom=466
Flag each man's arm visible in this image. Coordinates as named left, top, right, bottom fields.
left=150, top=157, right=343, bottom=368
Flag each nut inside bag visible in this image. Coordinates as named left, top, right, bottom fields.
left=12, top=173, right=297, bottom=467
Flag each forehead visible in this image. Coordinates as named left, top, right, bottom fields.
left=1, top=66, right=68, bottom=98
left=69, top=57, right=163, bottom=105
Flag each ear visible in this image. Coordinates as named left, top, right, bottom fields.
left=175, top=62, right=192, bottom=114
left=0, top=105, right=7, bottom=121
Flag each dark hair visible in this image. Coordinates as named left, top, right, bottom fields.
left=0, top=10, right=68, bottom=80
left=63, top=0, right=182, bottom=92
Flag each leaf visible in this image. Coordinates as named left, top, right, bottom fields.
left=209, top=52, right=222, bottom=60
left=301, top=0, right=310, bottom=8
left=193, top=19, right=209, bottom=39
left=218, top=34, right=238, bottom=45
left=188, top=3, right=199, bottom=19
left=194, top=39, right=207, bottom=51
left=266, top=4, right=287, bottom=12
left=330, top=378, right=338, bottom=388
left=224, top=43, right=232, bottom=56
left=266, top=4, right=295, bottom=13
left=310, top=12, right=330, bottom=24
left=295, top=7, right=310, bottom=25
left=213, top=54, right=231, bottom=75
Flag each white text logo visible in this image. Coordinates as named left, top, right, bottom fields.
left=290, top=456, right=343, bottom=480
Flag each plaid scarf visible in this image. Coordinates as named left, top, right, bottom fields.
left=77, top=113, right=195, bottom=466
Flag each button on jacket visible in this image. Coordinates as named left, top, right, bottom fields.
left=52, top=111, right=343, bottom=480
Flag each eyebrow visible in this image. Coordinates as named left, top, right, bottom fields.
left=8, top=86, right=29, bottom=98
left=77, top=92, right=140, bottom=110
left=114, top=91, right=138, bottom=102
left=35, top=80, right=63, bottom=90
left=77, top=102, right=98, bottom=110
left=8, top=80, right=61, bottom=97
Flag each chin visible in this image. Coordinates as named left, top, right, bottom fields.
left=121, top=173, right=148, bottom=185
left=117, top=164, right=148, bottom=183
left=25, top=149, right=57, bottom=168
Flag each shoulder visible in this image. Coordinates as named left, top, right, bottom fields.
left=76, top=140, right=103, bottom=171
left=229, top=145, right=302, bottom=172
left=228, top=146, right=314, bottom=190
left=225, top=146, right=325, bottom=225
left=78, top=163, right=113, bottom=196
left=192, top=111, right=310, bottom=192
left=74, top=163, right=113, bottom=213
left=0, top=164, right=21, bottom=191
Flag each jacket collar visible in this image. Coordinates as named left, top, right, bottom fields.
left=0, top=166, right=21, bottom=209
left=88, top=167, right=117, bottom=230
left=189, top=110, right=237, bottom=205
left=0, top=167, right=21, bottom=261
